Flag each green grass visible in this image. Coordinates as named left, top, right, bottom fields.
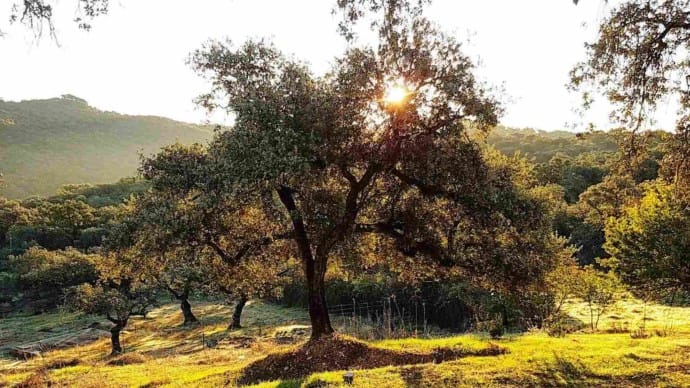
left=1, top=298, right=689, bottom=387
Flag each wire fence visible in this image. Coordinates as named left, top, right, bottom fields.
left=6, top=297, right=441, bottom=361
left=327, top=297, right=432, bottom=339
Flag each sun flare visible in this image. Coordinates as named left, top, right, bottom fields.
left=383, top=84, right=409, bottom=104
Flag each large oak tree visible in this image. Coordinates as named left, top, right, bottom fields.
left=137, top=0, right=563, bottom=340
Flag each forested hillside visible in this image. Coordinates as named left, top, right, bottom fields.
left=0, top=95, right=213, bottom=198
left=487, top=126, right=620, bottom=162
left=0, top=95, right=643, bottom=200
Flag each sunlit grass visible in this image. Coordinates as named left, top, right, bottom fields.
left=564, top=296, right=690, bottom=334
left=1, top=297, right=689, bottom=387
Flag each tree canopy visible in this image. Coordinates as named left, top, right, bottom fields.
left=572, top=0, right=690, bottom=190
left=126, top=0, right=565, bottom=339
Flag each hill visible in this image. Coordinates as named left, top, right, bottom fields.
left=0, top=96, right=632, bottom=199
left=0, top=95, right=213, bottom=198
left=486, top=126, right=619, bottom=163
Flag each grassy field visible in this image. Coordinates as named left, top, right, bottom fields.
left=1, top=298, right=689, bottom=387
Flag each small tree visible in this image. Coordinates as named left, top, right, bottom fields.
left=543, top=247, right=581, bottom=320
left=47, top=200, right=97, bottom=243
left=148, top=248, right=206, bottom=326
left=68, top=252, right=157, bottom=355
left=574, top=266, right=618, bottom=332
left=0, top=197, right=36, bottom=248
left=208, top=255, right=293, bottom=330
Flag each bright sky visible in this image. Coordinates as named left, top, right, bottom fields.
left=0, top=0, right=678, bottom=130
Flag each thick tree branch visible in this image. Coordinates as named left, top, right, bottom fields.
left=165, top=285, right=181, bottom=300
left=105, top=313, right=119, bottom=325
left=205, top=231, right=293, bottom=266
left=391, top=168, right=481, bottom=211
left=354, top=221, right=447, bottom=264
left=317, top=163, right=380, bottom=257
left=276, top=185, right=315, bottom=263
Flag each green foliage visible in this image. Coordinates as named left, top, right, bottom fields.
left=0, top=96, right=211, bottom=198
left=0, top=197, right=38, bottom=246
left=78, top=227, right=109, bottom=249
left=52, top=178, right=151, bottom=208
left=605, top=181, right=690, bottom=297
left=0, top=179, right=144, bottom=314
left=487, top=127, right=618, bottom=163
left=9, top=247, right=99, bottom=310
left=487, top=128, right=669, bottom=268
left=46, top=199, right=96, bottom=235
left=7, top=225, right=73, bottom=251
left=535, top=152, right=609, bottom=204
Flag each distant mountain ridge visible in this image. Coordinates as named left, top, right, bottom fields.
left=0, top=95, right=623, bottom=199
left=0, top=95, right=213, bottom=198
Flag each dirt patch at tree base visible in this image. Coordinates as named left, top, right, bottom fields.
left=106, top=352, right=150, bottom=366
left=236, top=335, right=506, bottom=385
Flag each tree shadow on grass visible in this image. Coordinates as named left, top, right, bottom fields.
left=534, top=355, right=665, bottom=387
left=533, top=356, right=602, bottom=387
left=399, top=365, right=460, bottom=388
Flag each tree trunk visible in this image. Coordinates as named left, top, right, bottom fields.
left=228, top=295, right=248, bottom=330
left=110, top=319, right=127, bottom=355
left=276, top=186, right=334, bottom=340
left=307, top=257, right=334, bottom=340
left=180, top=298, right=198, bottom=325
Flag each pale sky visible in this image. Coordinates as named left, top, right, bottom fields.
left=0, top=0, right=678, bottom=130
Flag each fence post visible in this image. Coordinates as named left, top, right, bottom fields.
left=387, top=297, right=392, bottom=337
left=415, top=301, right=419, bottom=337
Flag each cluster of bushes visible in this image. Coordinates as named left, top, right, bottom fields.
left=2, top=248, right=99, bottom=313
left=0, top=179, right=145, bottom=313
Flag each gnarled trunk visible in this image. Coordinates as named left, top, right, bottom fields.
left=228, top=295, right=247, bottom=329
left=110, top=319, right=127, bottom=355
left=180, top=298, right=198, bottom=325
left=277, top=185, right=335, bottom=340
left=307, top=256, right=333, bottom=340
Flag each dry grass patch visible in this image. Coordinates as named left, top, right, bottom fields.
left=15, top=371, right=52, bottom=388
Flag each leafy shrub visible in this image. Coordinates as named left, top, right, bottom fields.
left=10, top=247, right=99, bottom=310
